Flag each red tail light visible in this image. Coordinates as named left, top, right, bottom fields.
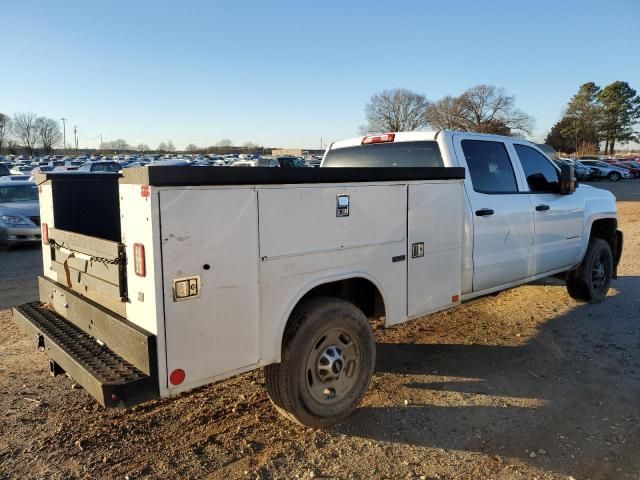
left=362, top=133, right=395, bottom=144
left=141, top=185, right=150, bottom=198
left=42, top=223, right=49, bottom=245
left=133, top=243, right=146, bottom=277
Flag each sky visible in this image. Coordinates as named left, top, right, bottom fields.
left=2, top=0, right=639, bottom=150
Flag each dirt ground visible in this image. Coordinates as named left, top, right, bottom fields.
left=1, top=182, right=638, bottom=480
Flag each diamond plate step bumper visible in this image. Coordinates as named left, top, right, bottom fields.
left=12, top=302, right=159, bottom=408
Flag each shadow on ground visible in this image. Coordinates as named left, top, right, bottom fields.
left=337, top=276, right=640, bottom=478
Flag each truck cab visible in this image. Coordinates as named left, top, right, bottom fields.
left=323, top=131, right=622, bottom=298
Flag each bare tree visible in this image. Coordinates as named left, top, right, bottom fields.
left=157, top=142, right=168, bottom=152
left=425, top=96, right=468, bottom=130
left=136, top=143, right=150, bottom=152
left=361, top=88, right=430, bottom=133
left=216, top=138, right=233, bottom=147
left=185, top=143, right=199, bottom=152
left=428, top=85, right=534, bottom=136
left=12, top=112, right=39, bottom=154
left=166, top=140, right=176, bottom=152
left=0, top=113, right=9, bottom=152
left=36, top=117, right=62, bottom=154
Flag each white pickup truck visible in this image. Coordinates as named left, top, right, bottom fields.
left=12, top=131, right=622, bottom=428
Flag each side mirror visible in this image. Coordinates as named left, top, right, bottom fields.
left=559, top=164, right=577, bottom=194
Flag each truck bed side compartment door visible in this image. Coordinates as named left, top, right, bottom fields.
left=160, top=188, right=260, bottom=391
left=407, top=182, right=463, bottom=317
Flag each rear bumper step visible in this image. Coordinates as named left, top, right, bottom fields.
left=12, top=302, right=159, bottom=408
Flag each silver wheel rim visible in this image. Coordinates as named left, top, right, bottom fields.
left=591, top=251, right=609, bottom=292
left=305, top=328, right=360, bottom=405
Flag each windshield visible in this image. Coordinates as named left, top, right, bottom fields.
left=0, top=184, right=38, bottom=202
left=323, top=141, right=444, bottom=168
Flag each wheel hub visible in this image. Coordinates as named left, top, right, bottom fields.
left=318, top=346, right=345, bottom=380
left=305, top=328, right=359, bottom=404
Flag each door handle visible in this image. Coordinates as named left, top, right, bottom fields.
left=535, top=204, right=550, bottom=211
left=475, top=208, right=494, bottom=217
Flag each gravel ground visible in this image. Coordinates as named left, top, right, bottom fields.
left=0, top=182, right=638, bottom=480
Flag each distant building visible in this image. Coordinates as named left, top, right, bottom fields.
left=272, top=149, right=303, bottom=156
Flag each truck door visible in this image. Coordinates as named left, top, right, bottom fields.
left=453, top=136, right=534, bottom=292
left=509, top=142, right=584, bottom=273
left=407, top=182, right=463, bottom=317
left=160, top=188, right=260, bottom=391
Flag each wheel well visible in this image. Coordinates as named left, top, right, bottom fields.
left=296, top=277, right=386, bottom=321
left=591, top=218, right=617, bottom=243
left=590, top=218, right=621, bottom=276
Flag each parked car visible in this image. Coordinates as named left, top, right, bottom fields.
left=0, top=179, right=41, bottom=247
left=10, top=165, right=35, bottom=175
left=231, top=160, right=256, bottom=167
left=256, top=156, right=307, bottom=167
left=555, top=159, right=593, bottom=180
left=0, top=163, right=10, bottom=177
left=611, top=162, right=640, bottom=178
left=77, top=161, right=122, bottom=173
left=578, top=160, right=631, bottom=181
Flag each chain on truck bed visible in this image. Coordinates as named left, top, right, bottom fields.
left=50, top=240, right=123, bottom=265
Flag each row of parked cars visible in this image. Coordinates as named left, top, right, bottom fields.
left=0, top=153, right=322, bottom=177
left=554, top=157, right=640, bottom=181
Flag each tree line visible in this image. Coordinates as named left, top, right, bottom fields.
left=545, top=81, right=640, bottom=154
left=361, top=81, right=639, bottom=154
left=361, top=84, right=534, bottom=137
left=0, top=112, right=63, bottom=154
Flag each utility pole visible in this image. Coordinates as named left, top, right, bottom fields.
left=74, top=126, right=78, bottom=152
left=60, top=118, right=67, bottom=154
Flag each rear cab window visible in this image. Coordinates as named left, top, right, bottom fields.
left=460, top=140, right=518, bottom=193
left=323, top=141, right=444, bottom=168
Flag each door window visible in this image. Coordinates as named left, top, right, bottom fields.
left=461, top=140, right=518, bottom=193
left=514, top=144, right=560, bottom=192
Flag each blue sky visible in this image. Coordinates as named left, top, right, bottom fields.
left=2, top=0, right=639, bottom=149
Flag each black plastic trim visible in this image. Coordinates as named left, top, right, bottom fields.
left=119, top=166, right=465, bottom=186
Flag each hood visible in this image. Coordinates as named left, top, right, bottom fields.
left=0, top=201, right=40, bottom=217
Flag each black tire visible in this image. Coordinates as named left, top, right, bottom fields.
left=566, top=238, right=613, bottom=303
left=264, top=296, right=375, bottom=428
left=608, top=171, right=621, bottom=182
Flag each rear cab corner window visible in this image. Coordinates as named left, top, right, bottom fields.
left=322, top=141, right=444, bottom=168
left=460, top=139, right=518, bottom=194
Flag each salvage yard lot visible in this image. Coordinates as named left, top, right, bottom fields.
left=0, top=182, right=639, bottom=480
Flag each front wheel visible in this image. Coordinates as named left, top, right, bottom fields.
left=566, top=238, right=613, bottom=303
left=264, top=297, right=375, bottom=428
left=608, top=171, right=621, bottom=182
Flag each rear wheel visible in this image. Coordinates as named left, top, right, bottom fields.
left=264, top=297, right=375, bottom=428
left=608, top=171, right=621, bottom=182
left=566, top=238, right=613, bottom=303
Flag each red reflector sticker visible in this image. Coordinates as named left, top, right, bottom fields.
left=141, top=185, right=150, bottom=198
left=38, top=185, right=42, bottom=193
left=133, top=243, right=146, bottom=277
left=452, top=294, right=460, bottom=303
left=42, top=223, right=49, bottom=245
left=170, top=369, right=186, bottom=386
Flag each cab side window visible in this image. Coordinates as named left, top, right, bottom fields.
left=461, top=140, right=518, bottom=193
left=514, top=144, right=560, bottom=193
